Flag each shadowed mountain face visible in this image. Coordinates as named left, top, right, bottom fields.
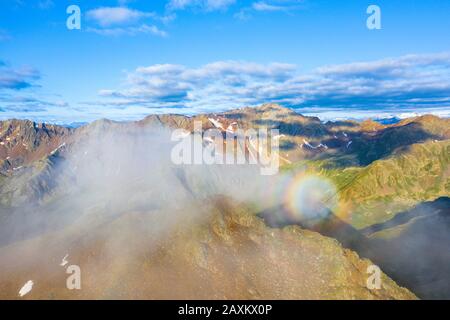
left=260, top=197, right=450, bottom=299
left=0, top=104, right=448, bottom=299
left=362, top=198, right=450, bottom=299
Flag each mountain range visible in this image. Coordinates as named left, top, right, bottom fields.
left=0, top=104, right=448, bottom=299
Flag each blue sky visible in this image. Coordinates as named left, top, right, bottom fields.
left=0, top=0, right=450, bottom=123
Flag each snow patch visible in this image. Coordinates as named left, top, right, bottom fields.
left=60, top=254, right=69, bottom=267
left=302, top=139, right=328, bottom=150
left=50, top=143, right=66, bottom=156
left=208, top=118, right=224, bottom=130
left=18, top=280, right=33, bottom=297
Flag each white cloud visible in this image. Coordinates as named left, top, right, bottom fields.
left=0, top=63, right=40, bottom=90
left=167, top=0, right=236, bottom=11
left=95, top=61, right=296, bottom=111
left=236, top=1, right=305, bottom=20
left=87, top=7, right=155, bottom=27
left=85, top=6, right=169, bottom=37
left=87, top=24, right=168, bottom=37
left=252, top=1, right=286, bottom=11
left=0, top=62, right=70, bottom=116
left=95, top=53, right=450, bottom=114
left=316, top=53, right=450, bottom=77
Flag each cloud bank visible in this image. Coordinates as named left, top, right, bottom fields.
left=3, top=53, right=450, bottom=123
left=0, top=62, right=68, bottom=116
left=87, top=7, right=155, bottom=27
left=166, top=0, right=304, bottom=14
left=235, top=0, right=305, bottom=19
left=85, top=6, right=168, bottom=37
left=96, top=52, right=450, bottom=115
left=0, top=63, right=40, bottom=90
left=252, top=0, right=304, bottom=12
left=167, top=0, right=236, bottom=11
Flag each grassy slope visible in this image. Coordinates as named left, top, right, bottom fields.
left=284, top=139, right=450, bottom=229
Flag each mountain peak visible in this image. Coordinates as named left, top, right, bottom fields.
left=360, top=119, right=386, bottom=131
left=0, top=119, right=70, bottom=173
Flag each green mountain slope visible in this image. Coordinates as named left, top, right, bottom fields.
left=288, top=139, right=450, bottom=228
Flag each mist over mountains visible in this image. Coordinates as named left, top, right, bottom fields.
left=0, top=104, right=448, bottom=299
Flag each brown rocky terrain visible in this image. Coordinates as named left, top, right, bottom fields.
left=0, top=120, right=71, bottom=172
left=0, top=198, right=415, bottom=300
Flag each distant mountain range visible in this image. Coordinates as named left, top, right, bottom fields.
left=0, top=104, right=448, bottom=299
